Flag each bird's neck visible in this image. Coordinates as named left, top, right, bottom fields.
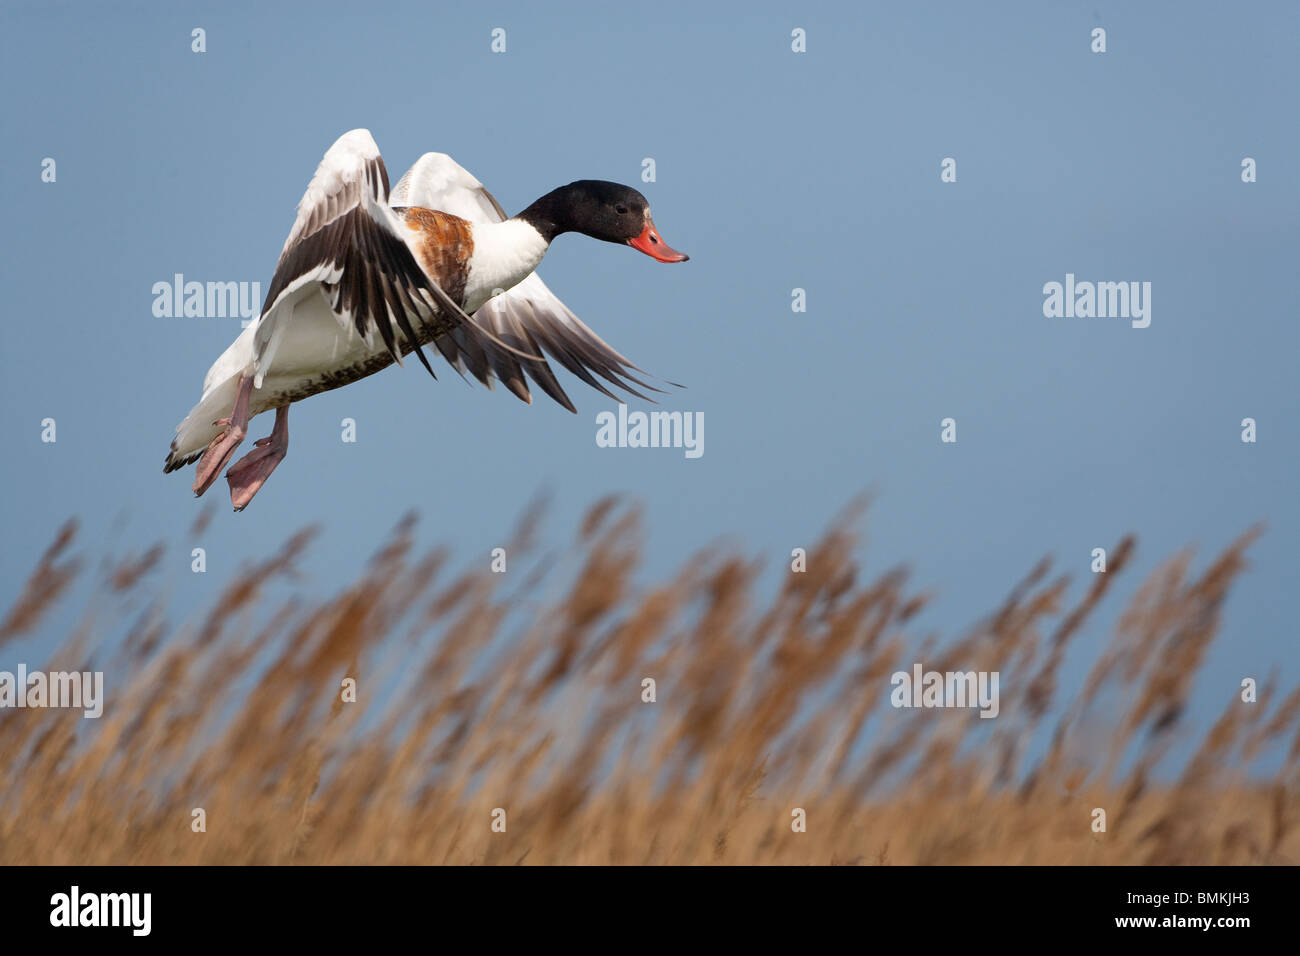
left=516, top=187, right=577, bottom=243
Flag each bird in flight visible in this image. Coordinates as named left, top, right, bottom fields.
left=164, top=129, right=689, bottom=510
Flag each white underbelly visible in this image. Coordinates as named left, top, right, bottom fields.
left=273, top=290, right=374, bottom=369
left=176, top=287, right=404, bottom=466
left=249, top=288, right=395, bottom=414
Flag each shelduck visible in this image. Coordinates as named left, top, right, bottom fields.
left=164, top=129, right=689, bottom=510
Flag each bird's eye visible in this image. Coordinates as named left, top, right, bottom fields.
left=615, top=204, right=628, bottom=215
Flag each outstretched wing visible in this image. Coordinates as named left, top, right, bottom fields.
left=253, top=130, right=527, bottom=387
left=391, top=152, right=665, bottom=412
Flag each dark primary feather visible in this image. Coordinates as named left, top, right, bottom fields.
left=467, top=296, right=664, bottom=413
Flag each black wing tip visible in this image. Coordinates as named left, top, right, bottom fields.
left=163, top=449, right=201, bottom=474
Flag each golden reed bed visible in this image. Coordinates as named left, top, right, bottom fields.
left=0, top=498, right=1294, bottom=865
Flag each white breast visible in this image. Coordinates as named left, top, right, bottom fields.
left=463, top=219, right=549, bottom=313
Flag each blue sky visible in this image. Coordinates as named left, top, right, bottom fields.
left=1, top=1, right=1297, bottom=745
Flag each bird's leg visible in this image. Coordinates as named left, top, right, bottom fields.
left=192, top=374, right=254, bottom=497
left=226, top=404, right=290, bottom=512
